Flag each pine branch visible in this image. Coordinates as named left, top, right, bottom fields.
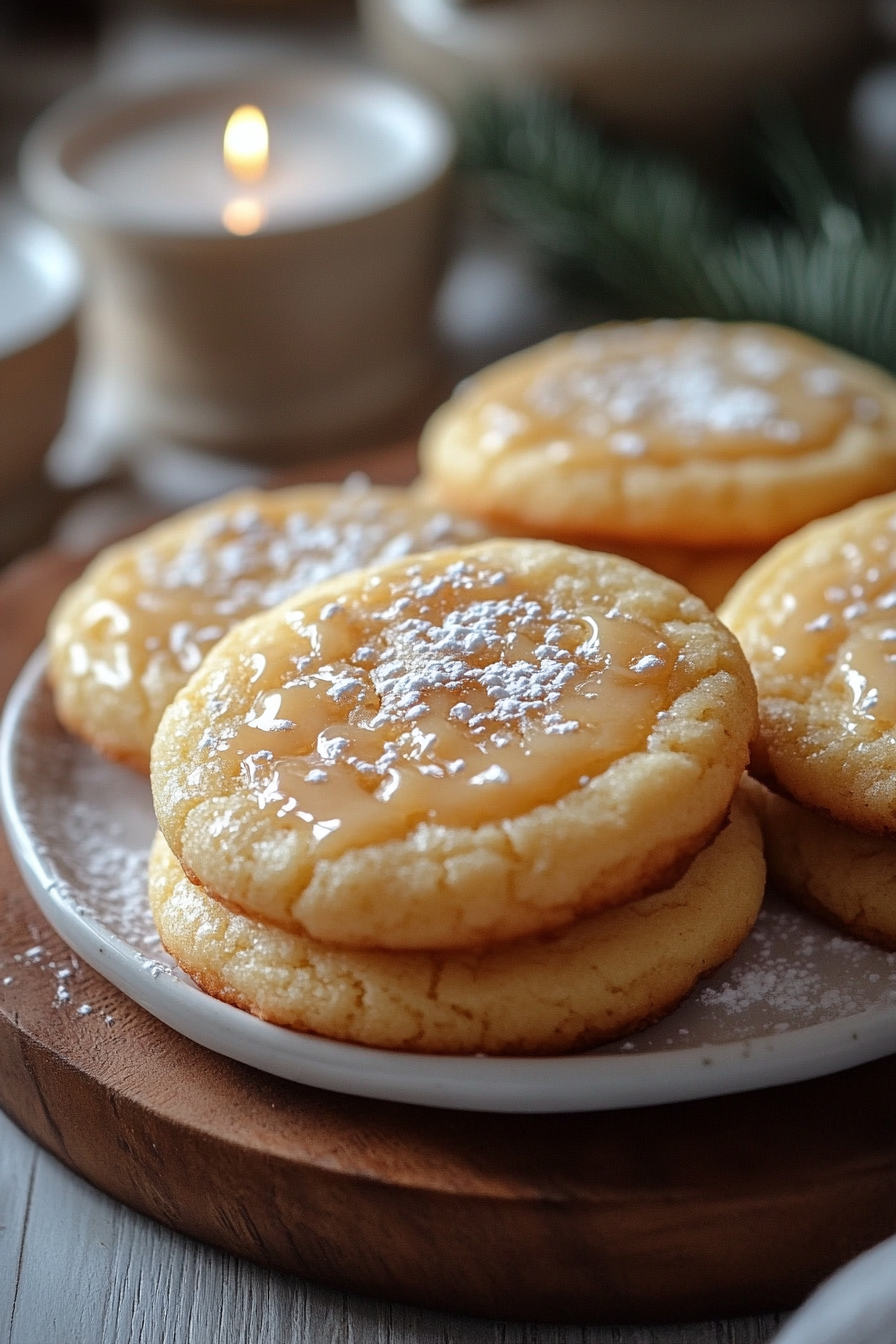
left=459, top=92, right=896, bottom=373
left=704, top=229, right=896, bottom=368
left=461, top=92, right=725, bottom=314
left=750, top=100, right=850, bottom=236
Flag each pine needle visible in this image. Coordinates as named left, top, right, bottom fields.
left=459, top=91, right=896, bottom=372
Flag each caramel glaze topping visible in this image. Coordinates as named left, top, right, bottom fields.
left=195, top=559, right=679, bottom=860
left=751, top=510, right=896, bottom=732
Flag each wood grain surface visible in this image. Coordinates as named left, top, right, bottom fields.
left=0, top=1109, right=785, bottom=1344
left=1, top=446, right=895, bottom=1327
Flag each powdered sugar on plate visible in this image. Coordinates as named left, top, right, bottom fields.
left=608, top=896, right=896, bottom=1054
left=7, top=672, right=175, bottom=984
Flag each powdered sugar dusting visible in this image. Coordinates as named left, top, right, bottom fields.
left=526, top=325, right=799, bottom=443
left=599, top=892, right=896, bottom=1054
left=0, top=935, right=104, bottom=1019
left=472, top=321, right=872, bottom=462
left=696, top=913, right=896, bottom=1027
left=132, top=482, right=488, bottom=678
left=10, top=685, right=176, bottom=992
left=363, top=574, right=583, bottom=737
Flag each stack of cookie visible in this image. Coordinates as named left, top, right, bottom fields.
left=721, top=492, right=896, bottom=950
left=420, top=320, right=896, bottom=607
left=147, top=539, right=765, bottom=1054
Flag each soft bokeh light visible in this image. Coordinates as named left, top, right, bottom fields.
left=223, top=105, right=269, bottom=183
left=221, top=197, right=266, bottom=235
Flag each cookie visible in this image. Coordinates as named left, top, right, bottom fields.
left=720, top=491, right=896, bottom=835
left=560, top=535, right=765, bottom=610
left=48, top=480, right=490, bottom=772
left=744, top=777, right=896, bottom=951
left=148, top=791, right=765, bottom=1055
left=420, top=320, right=896, bottom=551
left=151, top=538, right=757, bottom=951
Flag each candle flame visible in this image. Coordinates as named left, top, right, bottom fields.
left=223, top=105, right=269, bottom=183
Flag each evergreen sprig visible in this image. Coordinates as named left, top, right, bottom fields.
left=459, top=92, right=896, bottom=372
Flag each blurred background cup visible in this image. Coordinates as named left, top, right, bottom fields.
left=360, top=0, right=869, bottom=151
left=20, top=63, right=455, bottom=467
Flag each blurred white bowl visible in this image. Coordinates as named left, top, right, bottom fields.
left=775, top=1233, right=896, bottom=1344
left=0, top=200, right=79, bottom=503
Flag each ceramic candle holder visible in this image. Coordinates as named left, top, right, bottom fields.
left=21, top=65, right=455, bottom=464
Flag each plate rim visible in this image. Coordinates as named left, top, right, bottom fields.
left=2, top=646, right=896, bottom=1114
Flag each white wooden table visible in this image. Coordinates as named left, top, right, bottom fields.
left=0, top=1105, right=786, bottom=1344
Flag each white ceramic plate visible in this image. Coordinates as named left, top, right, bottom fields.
left=3, top=648, right=896, bottom=1113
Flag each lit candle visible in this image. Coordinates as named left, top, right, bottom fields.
left=21, top=67, right=454, bottom=463
left=222, top=105, right=269, bottom=234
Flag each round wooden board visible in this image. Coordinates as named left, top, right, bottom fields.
left=2, top=446, right=896, bottom=1325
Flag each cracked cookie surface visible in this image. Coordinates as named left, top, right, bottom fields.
left=148, top=791, right=765, bottom=1055
left=151, top=539, right=756, bottom=950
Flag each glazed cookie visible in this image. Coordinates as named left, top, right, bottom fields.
left=151, top=539, right=757, bottom=951
left=420, top=320, right=896, bottom=550
left=721, top=491, right=896, bottom=835
left=48, top=480, right=489, bottom=772
left=744, top=778, right=896, bottom=951
left=148, top=792, right=765, bottom=1055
